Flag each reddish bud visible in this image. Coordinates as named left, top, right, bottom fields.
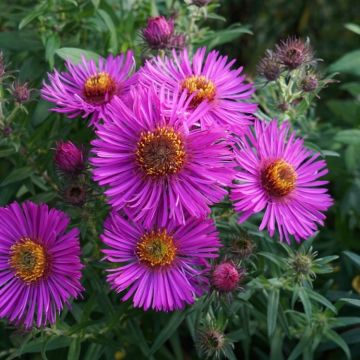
left=142, top=16, right=174, bottom=50
left=54, top=141, right=85, bottom=174
left=301, top=74, right=318, bottom=92
left=10, top=82, right=31, bottom=104
left=275, top=37, right=314, bottom=70
left=257, top=51, right=282, bottom=81
left=212, top=262, right=244, bottom=292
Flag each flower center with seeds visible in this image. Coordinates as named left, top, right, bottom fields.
left=261, top=159, right=296, bottom=197
left=181, top=75, right=216, bottom=107
left=83, top=72, right=116, bottom=104
left=136, top=127, right=186, bottom=177
left=136, top=229, right=177, bottom=267
left=10, top=238, right=48, bottom=283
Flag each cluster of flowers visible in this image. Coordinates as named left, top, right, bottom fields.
left=0, top=36, right=332, bottom=328
left=257, top=37, right=320, bottom=92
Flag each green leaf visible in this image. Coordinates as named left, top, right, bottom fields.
left=341, top=82, right=360, bottom=96
left=149, top=312, right=186, bottom=356
left=0, top=31, right=42, bottom=51
left=329, top=50, right=360, bottom=76
left=344, top=251, right=360, bottom=267
left=67, top=337, right=81, bottom=360
left=45, top=34, right=61, bottom=68
left=339, top=298, right=360, bottom=308
left=56, top=48, right=100, bottom=64
left=288, top=327, right=312, bottom=360
left=306, top=289, right=337, bottom=313
left=196, top=24, right=252, bottom=50
left=335, top=129, right=360, bottom=145
left=0, top=167, right=33, bottom=187
left=270, top=330, right=284, bottom=360
left=97, top=9, right=118, bottom=53
left=298, top=288, right=312, bottom=321
left=345, top=23, right=360, bottom=35
left=19, top=3, right=46, bottom=30
left=324, top=330, right=351, bottom=359
left=0, top=148, right=16, bottom=158
left=267, top=289, right=280, bottom=337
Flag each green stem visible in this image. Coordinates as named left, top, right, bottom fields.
left=5, top=104, right=21, bottom=125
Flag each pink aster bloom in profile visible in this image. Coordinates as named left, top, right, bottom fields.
left=0, top=201, right=83, bottom=328
left=41, top=52, right=135, bottom=126
left=140, top=47, right=257, bottom=133
left=231, top=119, right=333, bottom=243
left=102, top=212, right=221, bottom=311
left=90, top=86, right=235, bottom=227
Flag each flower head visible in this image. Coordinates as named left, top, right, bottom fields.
left=55, top=140, right=85, bottom=174
left=62, top=182, right=87, bottom=206
left=257, top=50, right=282, bottom=81
left=211, top=261, right=244, bottom=293
left=196, top=319, right=234, bottom=359
left=91, top=86, right=235, bottom=227
left=141, top=47, right=256, bottom=133
left=301, top=74, right=318, bottom=92
left=9, top=81, right=31, bottom=104
left=101, top=212, right=220, bottom=311
left=231, top=119, right=333, bottom=242
left=41, top=53, right=135, bottom=126
left=275, top=37, right=314, bottom=70
left=0, top=201, right=83, bottom=328
left=141, top=16, right=175, bottom=50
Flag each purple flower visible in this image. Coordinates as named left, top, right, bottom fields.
left=0, top=201, right=83, bottom=328
left=231, top=120, right=333, bottom=243
left=41, top=53, right=136, bottom=126
left=140, top=47, right=257, bottom=133
left=55, top=140, right=85, bottom=174
left=90, top=86, right=235, bottom=227
left=101, top=212, right=221, bottom=311
left=142, top=16, right=175, bottom=50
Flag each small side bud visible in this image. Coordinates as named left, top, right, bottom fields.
left=10, top=82, right=31, bottom=104
left=191, top=0, right=212, bottom=6
left=301, top=74, right=318, bottom=92
left=62, top=183, right=87, bottom=206
left=257, top=51, right=282, bottom=81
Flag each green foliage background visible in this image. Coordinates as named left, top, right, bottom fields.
left=0, top=0, right=360, bottom=359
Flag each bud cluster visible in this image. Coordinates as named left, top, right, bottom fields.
left=257, top=37, right=317, bottom=84
left=54, top=140, right=89, bottom=206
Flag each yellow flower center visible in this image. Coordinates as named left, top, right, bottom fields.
left=136, top=229, right=177, bottom=267
left=181, top=75, right=216, bottom=107
left=136, top=127, right=186, bottom=177
left=83, top=72, right=116, bottom=104
left=261, top=159, right=296, bottom=197
left=10, top=238, right=48, bottom=283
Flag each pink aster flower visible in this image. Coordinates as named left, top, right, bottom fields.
left=90, top=86, right=235, bottom=227
left=0, top=201, right=83, bottom=328
left=102, top=211, right=221, bottom=311
left=41, top=52, right=135, bottom=126
left=231, top=119, right=333, bottom=243
left=140, top=47, right=257, bottom=133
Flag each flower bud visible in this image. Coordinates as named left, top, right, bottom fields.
left=212, top=261, right=244, bottom=292
left=301, top=74, right=318, bottom=92
left=141, top=16, right=174, bottom=50
left=10, top=82, right=31, bottom=104
left=54, top=141, right=85, bottom=174
left=275, top=37, right=314, bottom=70
left=230, top=232, right=255, bottom=259
left=169, top=33, right=187, bottom=50
left=62, top=183, right=86, bottom=206
left=191, top=0, right=212, bottom=6
left=257, top=51, right=281, bottom=81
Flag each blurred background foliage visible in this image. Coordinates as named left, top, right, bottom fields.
left=0, top=0, right=360, bottom=359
